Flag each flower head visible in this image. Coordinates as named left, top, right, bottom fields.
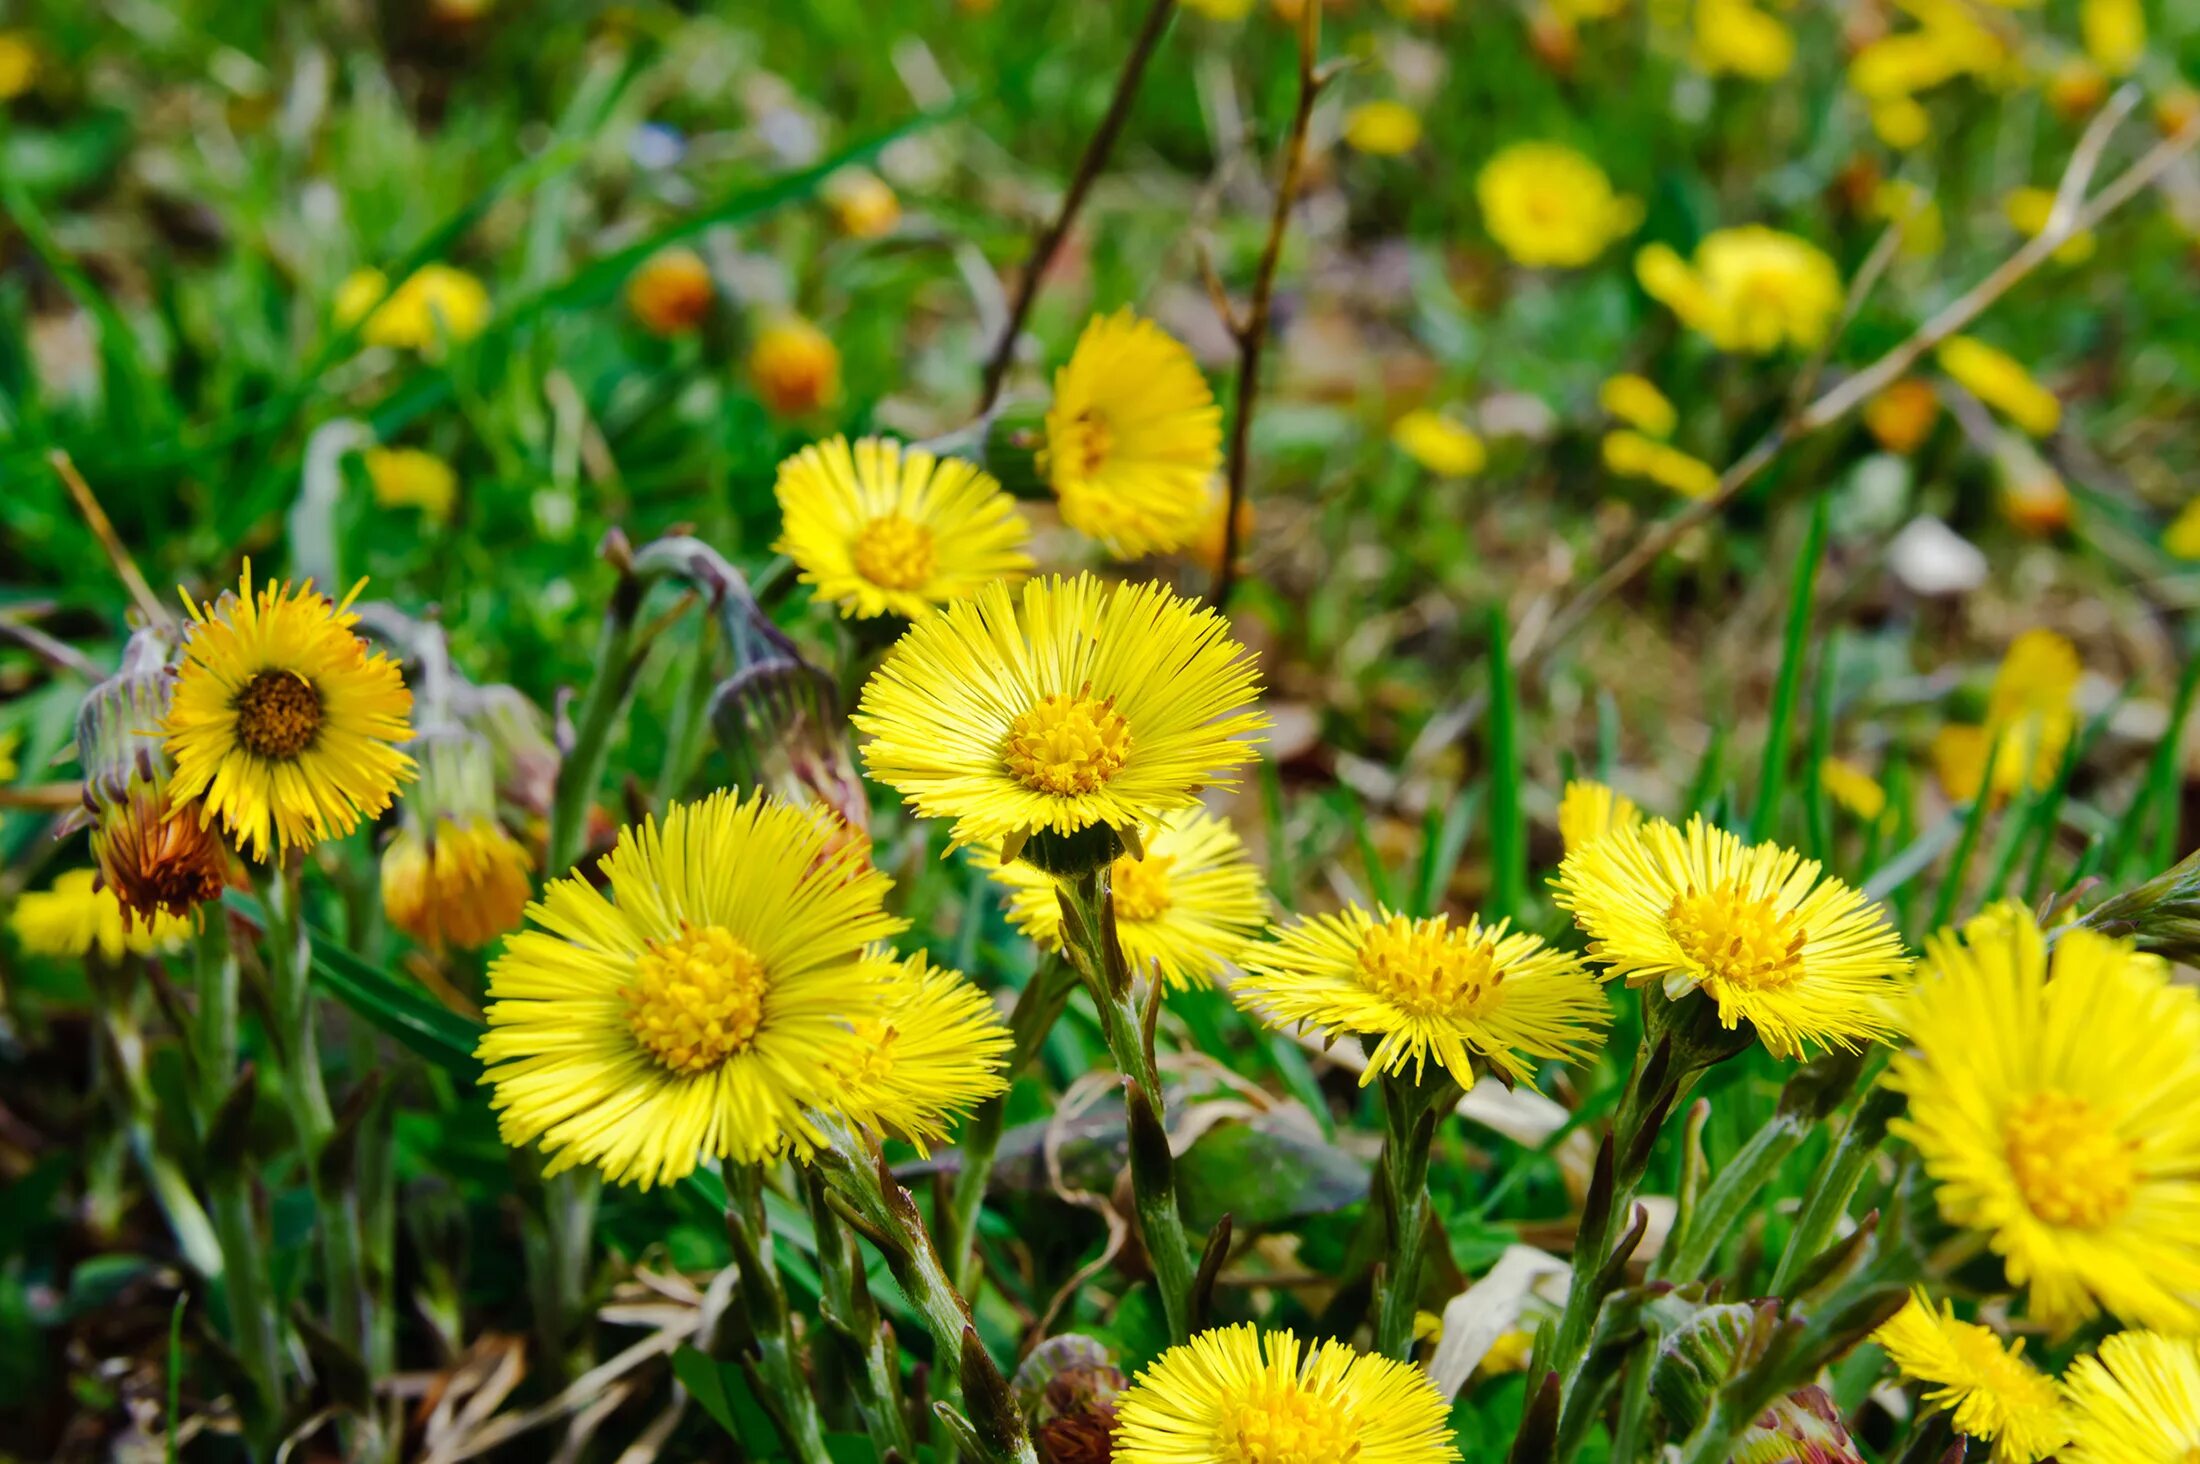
left=476, top=791, right=908, bottom=1188
left=625, top=247, right=715, bottom=336
left=0, top=31, right=39, bottom=101
left=163, top=564, right=414, bottom=862
left=1937, top=336, right=2061, bottom=437
left=2003, top=187, right=2097, bottom=266
left=1864, top=379, right=1941, bottom=454
left=1818, top=757, right=1887, bottom=823
left=2165, top=499, right=2200, bottom=560
left=1636, top=227, right=1843, bottom=355
left=1602, top=430, right=1719, bottom=499
left=1873, top=1289, right=2068, bottom=1463
left=1554, top=816, right=1911, bottom=1059
left=11, top=870, right=192, bottom=960
left=335, top=264, right=491, bottom=352
left=2081, top=0, right=2145, bottom=77
left=1599, top=374, right=1676, bottom=438
left=365, top=446, right=458, bottom=520
left=831, top=949, right=1010, bottom=1154
left=1475, top=142, right=1640, bottom=268
left=1932, top=629, right=2081, bottom=803
left=980, top=806, right=1268, bottom=989
left=1041, top=310, right=1223, bottom=558
left=823, top=168, right=901, bottom=238
left=773, top=435, right=1032, bottom=621
left=2061, top=1331, right=2200, bottom=1464
left=1234, top=905, right=1608, bottom=1088
left=1112, top=1325, right=1461, bottom=1464
left=380, top=730, right=531, bottom=951
left=1558, top=779, right=1642, bottom=857
left=854, top=575, right=1266, bottom=857
left=749, top=316, right=842, bottom=418
left=1391, top=410, right=1487, bottom=476
left=1693, top=0, right=1795, bottom=79
left=1887, top=906, right=2200, bottom=1334
left=1344, top=101, right=1424, bottom=156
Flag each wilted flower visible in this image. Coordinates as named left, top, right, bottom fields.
left=379, top=731, right=531, bottom=952
left=1993, top=432, right=2075, bottom=536
left=1013, top=1336, right=1127, bottom=1464
left=336, top=264, right=491, bottom=352
left=1636, top=227, right=1843, bottom=355
left=1475, top=142, right=1640, bottom=267
left=365, top=446, right=458, bottom=520
left=624, top=247, right=715, bottom=336
left=749, top=315, right=842, bottom=418
left=1391, top=409, right=1487, bottom=476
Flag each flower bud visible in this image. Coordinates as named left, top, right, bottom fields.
left=1012, top=1335, right=1124, bottom=1464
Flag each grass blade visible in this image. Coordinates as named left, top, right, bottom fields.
left=1486, top=605, right=1527, bottom=922
left=1750, top=492, right=1829, bottom=843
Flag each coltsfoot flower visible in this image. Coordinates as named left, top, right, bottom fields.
left=1391, top=410, right=1487, bottom=477
left=773, top=435, right=1032, bottom=621
left=1601, top=430, right=1719, bottom=499
left=364, top=446, right=458, bottom=520
left=1937, top=336, right=2061, bottom=438
left=1931, top=628, right=2081, bottom=803
left=1598, top=374, right=1676, bottom=438
left=832, top=948, right=1010, bottom=1154
left=1344, top=100, right=1424, bottom=156
left=1475, top=142, right=1640, bottom=268
left=1887, top=906, right=2200, bottom=1334
left=1234, top=905, right=1609, bottom=1089
left=1874, top=1288, right=2068, bottom=1463
left=1636, top=227, right=1843, bottom=355
left=1112, top=1325, right=1461, bottom=1464
left=476, top=791, right=907, bottom=1188
left=11, top=869, right=192, bottom=960
left=1040, top=310, right=1223, bottom=558
left=163, top=564, right=415, bottom=862
left=382, top=819, right=533, bottom=952
left=1553, top=815, right=1911, bottom=1058
left=2061, top=1330, right=2200, bottom=1464
left=1557, top=778, right=1641, bottom=857
left=854, top=575, right=1266, bottom=865
left=749, top=315, right=841, bottom=418
left=625, top=246, right=715, bottom=336
left=335, top=264, right=490, bottom=352
left=980, top=805, right=1269, bottom=989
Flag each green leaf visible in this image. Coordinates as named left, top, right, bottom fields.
left=1175, top=1115, right=1372, bottom=1232
left=1751, top=492, right=1829, bottom=844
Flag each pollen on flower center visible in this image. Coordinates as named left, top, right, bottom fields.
left=835, top=1016, right=899, bottom=1091
left=1049, top=409, right=1113, bottom=482
left=1004, top=689, right=1133, bottom=796
left=623, top=923, right=769, bottom=1074
left=850, top=513, right=937, bottom=591
left=2003, top=1090, right=2136, bottom=1229
left=1665, top=883, right=1807, bottom=988
left=234, top=670, right=325, bottom=760
left=1356, top=914, right=1504, bottom=1018
left=1214, top=1379, right=1359, bottom=1464
left=1111, top=852, right=1175, bottom=922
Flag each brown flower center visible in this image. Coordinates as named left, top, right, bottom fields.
left=234, top=671, right=324, bottom=760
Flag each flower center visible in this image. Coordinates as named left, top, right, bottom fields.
left=1052, top=409, right=1114, bottom=482
left=234, top=670, right=324, bottom=760
left=1666, top=884, right=1806, bottom=988
left=1214, top=1378, right=1359, bottom=1464
left=1355, top=914, right=1503, bottom=1018
left=2003, top=1090, right=2136, bottom=1230
left=1004, top=690, right=1133, bottom=796
left=1110, top=853, right=1175, bottom=922
left=835, top=1016, right=899, bottom=1093
left=850, top=513, right=937, bottom=591
left=623, top=923, right=769, bottom=1075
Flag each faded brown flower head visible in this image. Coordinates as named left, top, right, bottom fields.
left=94, top=781, right=232, bottom=927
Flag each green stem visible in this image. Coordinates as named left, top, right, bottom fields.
left=1372, top=1072, right=1442, bottom=1360
left=804, top=1167, right=916, bottom=1461
left=1654, top=1113, right=1807, bottom=1283
left=1768, top=1085, right=1904, bottom=1295
left=945, top=956, right=1073, bottom=1297
left=723, top=1162, right=832, bottom=1464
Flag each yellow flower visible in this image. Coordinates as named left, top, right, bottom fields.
left=1692, top=0, right=1795, bottom=80
left=823, top=168, right=902, bottom=239
left=1818, top=757, right=1887, bottom=822
left=1112, top=1325, right=1462, bottom=1464
left=1873, top=1288, right=2068, bottom=1463
left=2081, top=0, right=2145, bottom=77
left=772, top=435, right=1032, bottom=621
left=11, top=870, right=192, bottom=960
left=2003, top=187, right=2097, bottom=265
left=1475, top=142, right=1641, bottom=268
left=1636, top=228, right=1844, bottom=355
left=2061, top=1331, right=2200, bottom=1464
left=381, top=818, right=534, bottom=952
left=163, top=564, right=415, bottom=862
left=1873, top=179, right=1945, bottom=258
left=2165, top=499, right=2200, bottom=560
left=364, top=446, right=458, bottom=520
left=335, top=264, right=491, bottom=352
left=1041, top=309, right=1223, bottom=558
left=0, top=727, right=17, bottom=783
left=2048, top=58, right=2110, bottom=120
left=476, top=792, right=907, bottom=1188
left=1554, top=815, right=1912, bottom=1059
left=624, top=247, right=715, bottom=336
left=1391, top=410, right=1487, bottom=476
left=1601, top=430, right=1720, bottom=499
left=854, top=575, right=1267, bottom=856
left=1557, top=779, right=1642, bottom=856
left=1182, top=0, right=1256, bottom=16
left=831, top=949, right=1010, bottom=1154
left=1235, top=906, right=1609, bottom=1089
left=1932, top=629, right=2081, bottom=802
left=1888, top=907, right=2200, bottom=1334
left=1995, top=433, right=2075, bottom=537
left=982, top=807, right=1267, bottom=990
left=749, top=316, right=842, bottom=419
left=1598, top=375, right=1676, bottom=438
left=0, top=32, right=38, bottom=101
left=1344, top=101, right=1424, bottom=156
left=1871, top=96, right=1933, bottom=149
left=1864, top=378, right=1941, bottom=454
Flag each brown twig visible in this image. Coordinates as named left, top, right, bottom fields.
left=1209, top=0, right=1330, bottom=612
left=1520, top=107, right=2197, bottom=665
left=52, top=450, right=173, bottom=631
left=975, top=0, right=1178, bottom=413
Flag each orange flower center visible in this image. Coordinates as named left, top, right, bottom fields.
left=1214, top=1377, right=1359, bottom=1464
left=624, top=923, right=769, bottom=1074
left=1110, top=853, right=1175, bottom=922
left=1356, top=915, right=1502, bottom=1018
left=1005, top=691, right=1133, bottom=796
left=2004, top=1089, right=2136, bottom=1230
left=851, top=513, right=937, bottom=592
left=1666, top=884, right=1806, bottom=988
left=234, top=670, right=323, bottom=760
